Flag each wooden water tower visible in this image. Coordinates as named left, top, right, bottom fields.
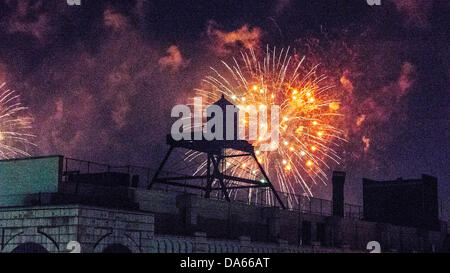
left=148, top=95, right=285, bottom=208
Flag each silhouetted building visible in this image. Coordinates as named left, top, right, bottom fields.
left=332, top=171, right=345, bottom=217
left=363, top=175, right=440, bottom=231
left=0, top=156, right=447, bottom=253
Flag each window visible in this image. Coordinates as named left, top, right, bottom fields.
left=317, top=223, right=326, bottom=246
left=302, top=221, right=311, bottom=245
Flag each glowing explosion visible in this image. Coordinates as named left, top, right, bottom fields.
left=0, top=82, right=35, bottom=159
left=191, top=47, right=345, bottom=202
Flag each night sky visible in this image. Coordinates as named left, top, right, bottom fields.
left=0, top=0, right=448, bottom=219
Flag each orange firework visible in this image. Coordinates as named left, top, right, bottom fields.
left=191, top=46, right=345, bottom=204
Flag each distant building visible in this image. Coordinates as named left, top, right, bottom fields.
left=363, top=175, right=440, bottom=231
left=0, top=156, right=447, bottom=253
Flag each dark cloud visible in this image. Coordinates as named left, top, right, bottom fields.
left=1, top=1, right=49, bottom=39
left=0, top=1, right=447, bottom=216
left=391, top=0, right=433, bottom=29
left=206, top=21, right=262, bottom=56
left=1, top=6, right=179, bottom=163
left=158, top=45, right=189, bottom=72
left=274, top=0, right=291, bottom=16
left=103, top=7, right=129, bottom=31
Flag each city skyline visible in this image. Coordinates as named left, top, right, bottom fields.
left=0, top=0, right=448, bottom=217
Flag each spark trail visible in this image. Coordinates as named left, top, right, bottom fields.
left=0, top=82, right=35, bottom=159
left=189, top=47, right=345, bottom=205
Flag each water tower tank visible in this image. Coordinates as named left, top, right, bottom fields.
left=206, top=94, right=239, bottom=140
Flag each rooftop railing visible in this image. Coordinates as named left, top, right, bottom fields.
left=61, top=157, right=365, bottom=218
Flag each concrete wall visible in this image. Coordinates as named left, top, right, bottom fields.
left=0, top=205, right=361, bottom=253
left=153, top=233, right=362, bottom=253
left=141, top=190, right=448, bottom=252
left=0, top=205, right=154, bottom=253
left=0, top=190, right=447, bottom=253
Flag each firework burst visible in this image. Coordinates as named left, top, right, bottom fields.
left=190, top=46, right=345, bottom=204
left=0, top=82, right=35, bottom=159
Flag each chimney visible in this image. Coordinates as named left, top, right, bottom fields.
left=332, top=171, right=346, bottom=217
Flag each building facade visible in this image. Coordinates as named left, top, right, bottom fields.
left=363, top=175, right=440, bottom=231
left=0, top=156, right=447, bottom=253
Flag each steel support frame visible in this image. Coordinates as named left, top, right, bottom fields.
left=148, top=146, right=285, bottom=209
